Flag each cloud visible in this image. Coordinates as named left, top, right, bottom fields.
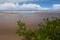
left=0, top=3, right=50, bottom=11
left=18, top=3, right=50, bottom=10
left=0, top=3, right=17, bottom=10
left=0, top=0, right=39, bottom=3
left=0, top=0, right=49, bottom=3
left=0, top=0, right=26, bottom=3
left=53, top=4, right=60, bottom=10
left=0, top=3, right=60, bottom=11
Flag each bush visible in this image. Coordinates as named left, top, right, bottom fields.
left=16, top=17, right=60, bottom=40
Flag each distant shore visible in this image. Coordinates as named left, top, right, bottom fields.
left=0, top=12, right=19, bottom=14
left=0, top=11, right=60, bottom=14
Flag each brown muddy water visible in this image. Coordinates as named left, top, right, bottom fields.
left=0, top=12, right=60, bottom=40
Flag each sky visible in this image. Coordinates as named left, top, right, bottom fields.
left=0, top=0, right=60, bottom=11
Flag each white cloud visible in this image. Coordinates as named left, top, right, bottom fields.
left=0, top=3, right=17, bottom=10
left=0, top=3, right=60, bottom=11
left=53, top=4, right=60, bottom=10
left=0, top=0, right=26, bottom=3
left=0, top=0, right=40, bottom=3
left=0, top=0, right=49, bottom=3
left=0, top=3, right=50, bottom=11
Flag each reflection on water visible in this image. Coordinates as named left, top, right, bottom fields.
left=0, top=12, right=60, bottom=40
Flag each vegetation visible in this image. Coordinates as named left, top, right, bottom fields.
left=16, top=17, right=60, bottom=40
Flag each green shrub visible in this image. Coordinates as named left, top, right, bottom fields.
left=16, top=17, right=60, bottom=40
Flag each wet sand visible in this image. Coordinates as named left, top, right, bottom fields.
left=0, top=12, right=60, bottom=40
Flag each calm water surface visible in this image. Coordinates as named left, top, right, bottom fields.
left=0, top=13, right=60, bottom=40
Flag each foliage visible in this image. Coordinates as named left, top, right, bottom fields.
left=16, top=17, right=60, bottom=40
